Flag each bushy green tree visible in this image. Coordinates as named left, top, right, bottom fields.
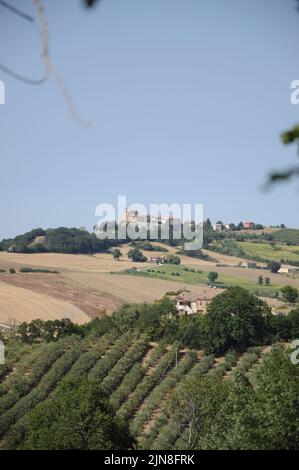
left=166, top=254, right=181, bottom=265
left=18, top=319, right=83, bottom=343
left=208, top=271, right=218, bottom=284
left=171, top=346, right=299, bottom=450
left=23, top=377, right=134, bottom=450
left=200, top=287, right=271, bottom=355
left=169, top=374, right=231, bottom=449
left=281, top=285, right=298, bottom=304
left=287, top=307, right=299, bottom=338
left=111, top=248, right=123, bottom=260
left=249, top=345, right=299, bottom=449
left=136, top=298, right=175, bottom=338
left=128, top=248, right=147, bottom=262
left=267, top=261, right=281, bottom=273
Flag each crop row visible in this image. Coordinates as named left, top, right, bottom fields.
left=131, top=351, right=197, bottom=437
left=88, top=331, right=136, bottom=384
left=1, top=333, right=120, bottom=447
left=209, top=350, right=238, bottom=378
left=110, top=341, right=168, bottom=410
left=231, top=347, right=262, bottom=378
left=117, top=343, right=179, bottom=421
left=145, top=348, right=263, bottom=450
left=0, top=341, right=39, bottom=385
left=100, top=335, right=149, bottom=395
left=0, top=336, right=83, bottom=445
left=0, top=336, right=79, bottom=415
left=142, top=355, right=215, bottom=449
left=61, top=331, right=120, bottom=382
left=140, top=354, right=215, bottom=449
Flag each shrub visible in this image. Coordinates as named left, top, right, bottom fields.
left=166, top=255, right=181, bottom=265
left=281, top=285, right=298, bottom=304
left=128, top=248, right=147, bottom=263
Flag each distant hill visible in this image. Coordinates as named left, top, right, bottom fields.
left=0, top=227, right=116, bottom=255
left=271, top=228, right=299, bottom=244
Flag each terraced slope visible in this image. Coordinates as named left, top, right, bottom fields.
left=0, top=334, right=271, bottom=450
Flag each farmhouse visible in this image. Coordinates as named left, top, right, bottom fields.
left=149, top=256, right=165, bottom=264
left=213, top=222, right=224, bottom=232
left=176, top=294, right=211, bottom=315
left=243, top=221, right=255, bottom=229
left=278, top=267, right=299, bottom=275
left=122, top=209, right=147, bottom=224
left=121, top=208, right=181, bottom=226
left=240, top=262, right=257, bottom=269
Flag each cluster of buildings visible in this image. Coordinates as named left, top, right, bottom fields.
left=121, top=211, right=258, bottom=233
left=121, top=209, right=182, bottom=226
left=149, top=256, right=166, bottom=264
left=212, top=221, right=255, bottom=232
left=175, top=292, right=212, bottom=316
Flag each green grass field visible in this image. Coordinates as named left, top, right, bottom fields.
left=271, top=228, right=299, bottom=244
left=121, top=264, right=283, bottom=293
left=238, top=241, right=299, bottom=264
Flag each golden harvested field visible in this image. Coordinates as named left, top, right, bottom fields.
left=0, top=247, right=220, bottom=324
left=0, top=251, right=148, bottom=273
left=0, top=244, right=214, bottom=272
left=0, top=242, right=298, bottom=326
left=0, top=273, right=122, bottom=319
left=0, top=281, right=89, bottom=326
left=65, top=271, right=222, bottom=305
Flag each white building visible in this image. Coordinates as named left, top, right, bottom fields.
left=278, top=267, right=299, bottom=275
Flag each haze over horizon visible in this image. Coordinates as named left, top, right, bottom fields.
left=1, top=0, right=299, bottom=240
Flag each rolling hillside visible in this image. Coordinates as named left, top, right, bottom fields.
left=0, top=331, right=272, bottom=450
left=0, top=281, right=89, bottom=326
left=0, top=241, right=298, bottom=326
left=271, top=228, right=299, bottom=244
left=237, top=241, right=299, bottom=264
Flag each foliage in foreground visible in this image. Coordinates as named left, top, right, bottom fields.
left=22, top=377, right=134, bottom=450
left=170, top=346, right=299, bottom=450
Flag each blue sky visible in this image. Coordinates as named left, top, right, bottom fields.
left=0, top=0, right=299, bottom=239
